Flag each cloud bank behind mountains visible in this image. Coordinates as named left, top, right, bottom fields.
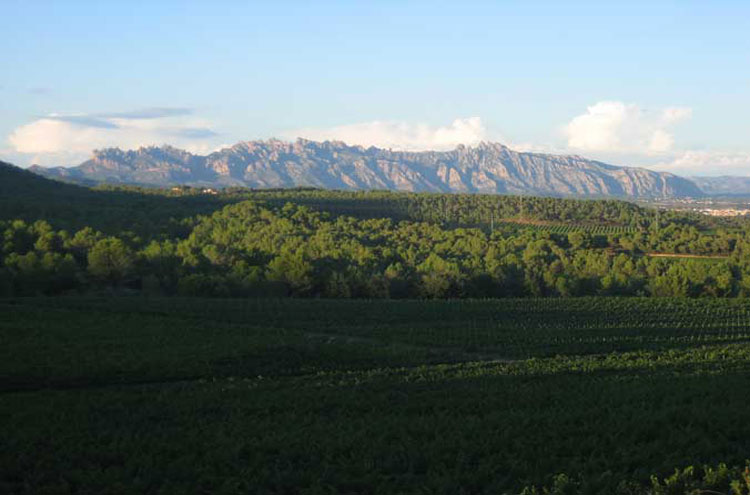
left=7, top=107, right=220, bottom=166
left=564, top=101, right=692, bottom=155
left=561, top=101, right=750, bottom=176
left=651, top=150, right=750, bottom=176
left=284, top=117, right=489, bottom=151
left=4, top=102, right=749, bottom=177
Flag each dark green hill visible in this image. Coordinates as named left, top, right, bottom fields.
left=0, top=160, right=99, bottom=220
left=0, top=161, right=228, bottom=236
left=1, top=159, right=90, bottom=196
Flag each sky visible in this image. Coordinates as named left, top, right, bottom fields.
left=2, top=0, right=749, bottom=176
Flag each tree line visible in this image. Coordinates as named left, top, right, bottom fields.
left=3, top=199, right=750, bottom=298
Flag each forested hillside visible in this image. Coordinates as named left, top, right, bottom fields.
left=3, top=162, right=750, bottom=299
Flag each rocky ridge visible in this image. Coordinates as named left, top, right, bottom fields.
left=30, top=139, right=705, bottom=198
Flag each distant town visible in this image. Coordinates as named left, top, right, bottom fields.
left=643, top=197, right=750, bottom=217
left=698, top=207, right=750, bottom=217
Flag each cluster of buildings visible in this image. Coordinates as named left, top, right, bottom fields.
left=698, top=208, right=750, bottom=217
left=647, top=198, right=750, bottom=217
left=170, top=186, right=219, bottom=195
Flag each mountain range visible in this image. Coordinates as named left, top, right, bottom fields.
left=27, top=139, right=746, bottom=198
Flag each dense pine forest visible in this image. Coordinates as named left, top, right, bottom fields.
left=2, top=161, right=750, bottom=299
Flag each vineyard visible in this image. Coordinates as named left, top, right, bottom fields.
left=15, top=296, right=750, bottom=360
left=3, top=297, right=750, bottom=494
left=497, top=219, right=639, bottom=235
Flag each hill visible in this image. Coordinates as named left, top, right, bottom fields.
left=0, top=160, right=227, bottom=235
left=0, top=159, right=97, bottom=219
left=29, top=139, right=704, bottom=198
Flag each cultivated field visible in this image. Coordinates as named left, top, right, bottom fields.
left=2, top=297, right=750, bottom=494
left=496, top=219, right=639, bottom=235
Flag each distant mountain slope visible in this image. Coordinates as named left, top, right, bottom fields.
left=1, top=159, right=94, bottom=214
left=30, top=139, right=704, bottom=198
left=689, top=176, right=750, bottom=196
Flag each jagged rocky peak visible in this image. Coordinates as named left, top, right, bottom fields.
left=31, top=138, right=707, bottom=198
left=92, top=147, right=128, bottom=160
left=474, top=141, right=510, bottom=152
left=92, top=144, right=193, bottom=160
left=229, top=138, right=293, bottom=153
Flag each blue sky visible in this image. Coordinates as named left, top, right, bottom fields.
left=2, top=0, right=749, bottom=175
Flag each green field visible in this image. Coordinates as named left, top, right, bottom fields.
left=3, top=297, right=750, bottom=494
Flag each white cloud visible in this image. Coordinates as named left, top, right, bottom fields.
left=559, top=101, right=750, bottom=177
left=661, top=107, right=692, bottom=123
left=9, top=102, right=746, bottom=180
left=564, top=101, right=692, bottom=155
left=7, top=108, right=220, bottom=166
left=651, top=150, right=750, bottom=176
left=284, top=117, right=489, bottom=151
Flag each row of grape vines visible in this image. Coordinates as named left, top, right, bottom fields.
left=498, top=220, right=638, bottom=234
